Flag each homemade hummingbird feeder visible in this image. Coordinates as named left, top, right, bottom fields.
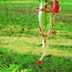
left=35, top=0, right=60, bottom=65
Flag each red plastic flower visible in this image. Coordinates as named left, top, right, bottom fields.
left=55, top=5, right=60, bottom=13
left=51, top=0, right=60, bottom=13
left=37, top=60, right=42, bottom=65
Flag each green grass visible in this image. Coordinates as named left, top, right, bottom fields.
left=0, top=47, right=72, bottom=72
left=0, top=1, right=72, bottom=72
left=0, top=36, right=72, bottom=71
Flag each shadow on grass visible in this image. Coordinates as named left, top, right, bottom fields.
left=0, top=47, right=72, bottom=72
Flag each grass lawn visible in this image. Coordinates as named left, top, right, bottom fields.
left=0, top=0, right=72, bottom=72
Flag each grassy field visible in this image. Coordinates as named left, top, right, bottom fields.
left=0, top=0, right=72, bottom=72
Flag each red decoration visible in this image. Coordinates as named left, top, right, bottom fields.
left=51, top=0, right=60, bottom=14
left=54, top=5, right=60, bottom=13
left=37, top=60, right=42, bottom=65
left=49, top=30, right=57, bottom=35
